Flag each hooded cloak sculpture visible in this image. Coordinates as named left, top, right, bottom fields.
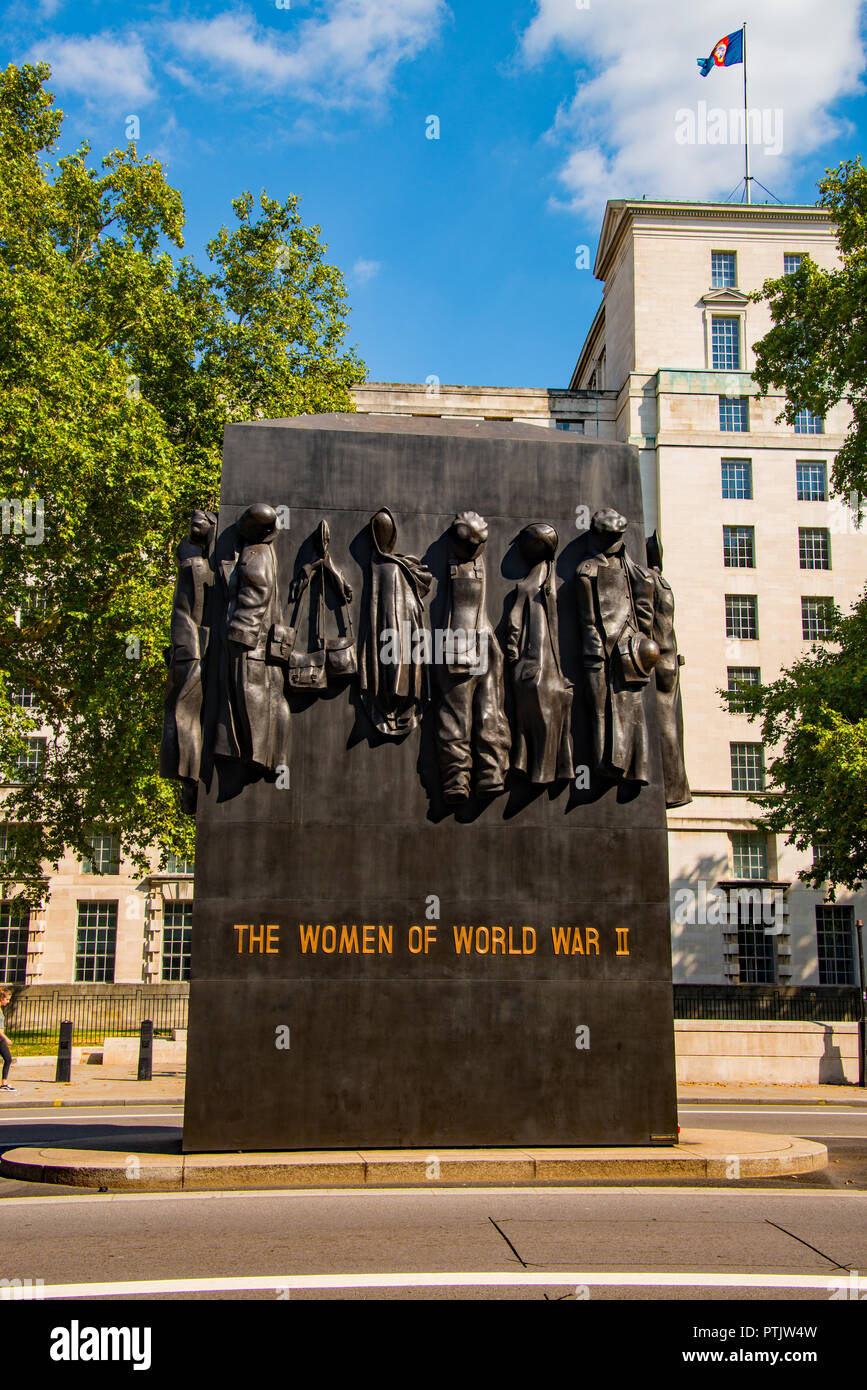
left=357, top=507, right=432, bottom=737
left=646, top=531, right=691, bottom=808
left=505, top=523, right=574, bottom=784
left=160, top=509, right=218, bottom=814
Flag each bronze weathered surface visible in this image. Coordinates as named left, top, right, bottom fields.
left=434, top=511, right=510, bottom=801
left=160, top=510, right=217, bottom=814
left=357, top=507, right=432, bottom=737
left=575, top=507, right=659, bottom=787
left=214, top=503, right=290, bottom=778
left=506, top=523, right=574, bottom=784
left=646, top=530, right=691, bottom=809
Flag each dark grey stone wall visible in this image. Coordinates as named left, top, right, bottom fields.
left=183, top=415, right=678, bottom=1151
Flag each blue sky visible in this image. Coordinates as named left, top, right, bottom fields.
left=5, top=0, right=866, bottom=388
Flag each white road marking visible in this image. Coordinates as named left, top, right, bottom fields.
left=0, top=1111, right=182, bottom=1123
left=0, top=1186, right=862, bottom=1208
left=682, top=1108, right=864, bottom=1117
left=6, top=1270, right=866, bottom=1299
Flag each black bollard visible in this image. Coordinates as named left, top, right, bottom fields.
left=55, top=1021, right=73, bottom=1083
left=137, top=1020, right=153, bottom=1081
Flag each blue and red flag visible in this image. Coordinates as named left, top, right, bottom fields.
left=697, top=28, right=744, bottom=76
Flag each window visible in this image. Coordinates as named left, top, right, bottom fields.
left=712, top=317, right=741, bottom=371
left=81, top=833, right=120, bottom=876
left=18, top=591, right=46, bottom=622
left=711, top=251, right=737, bottom=287
left=555, top=421, right=584, bottom=433
left=75, top=902, right=117, bottom=983
left=721, top=458, right=752, bottom=500
left=723, top=525, right=755, bottom=568
left=802, top=596, right=833, bottom=642
left=816, top=904, right=855, bottom=985
left=166, top=852, right=195, bottom=876
left=719, top=396, right=749, bottom=432
left=10, top=684, right=36, bottom=710
left=784, top=253, right=804, bottom=275
left=731, top=832, right=768, bottom=880
left=796, top=461, right=826, bottom=501
left=725, top=594, right=758, bottom=640
left=0, top=901, right=28, bottom=984
left=162, top=901, right=192, bottom=981
left=731, top=742, right=765, bottom=792
left=794, top=407, right=824, bottom=435
left=737, top=921, right=777, bottom=984
left=15, top=737, right=45, bottom=777
left=0, top=826, right=16, bottom=870
left=727, top=666, right=761, bottom=711
left=798, top=527, right=831, bottom=570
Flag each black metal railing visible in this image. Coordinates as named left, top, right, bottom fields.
left=5, top=990, right=188, bottom=1042
left=674, top=984, right=862, bottom=1023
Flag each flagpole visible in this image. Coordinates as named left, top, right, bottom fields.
left=743, top=21, right=751, bottom=203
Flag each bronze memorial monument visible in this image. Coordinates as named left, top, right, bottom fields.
left=162, top=414, right=687, bottom=1151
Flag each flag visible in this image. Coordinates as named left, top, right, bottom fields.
left=697, top=28, right=744, bottom=77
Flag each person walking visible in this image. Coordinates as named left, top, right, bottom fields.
left=0, top=989, right=17, bottom=1093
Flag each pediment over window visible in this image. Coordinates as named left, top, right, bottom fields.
left=701, top=287, right=750, bottom=308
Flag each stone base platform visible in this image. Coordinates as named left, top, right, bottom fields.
left=0, top=1129, right=826, bottom=1190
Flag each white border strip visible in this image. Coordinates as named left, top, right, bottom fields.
left=6, top=1271, right=866, bottom=1299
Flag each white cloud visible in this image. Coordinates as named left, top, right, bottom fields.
left=168, top=1, right=448, bottom=108
left=519, top=0, right=865, bottom=216
left=352, top=257, right=382, bottom=283
left=30, top=32, right=157, bottom=107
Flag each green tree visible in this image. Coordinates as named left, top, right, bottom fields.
left=726, top=158, right=867, bottom=895
left=0, top=62, right=365, bottom=904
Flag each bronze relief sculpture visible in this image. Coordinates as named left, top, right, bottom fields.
left=284, top=520, right=356, bottom=691
left=575, top=507, right=659, bottom=787
left=357, top=507, right=432, bottom=737
left=435, top=511, right=510, bottom=802
left=160, top=510, right=217, bottom=813
left=214, top=503, right=290, bottom=778
left=506, top=523, right=574, bottom=784
left=646, top=531, right=691, bottom=808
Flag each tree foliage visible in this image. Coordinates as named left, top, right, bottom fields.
left=0, top=62, right=364, bottom=902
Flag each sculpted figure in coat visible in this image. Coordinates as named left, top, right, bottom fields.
left=505, top=523, right=574, bottom=784
left=435, top=511, right=511, bottom=802
left=575, top=507, right=660, bottom=787
left=214, top=503, right=290, bottom=777
left=646, top=531, right=691, bottom=808
left=357, top=507, right=432, bottom=737
left=160, top=510, right=217, bottom=814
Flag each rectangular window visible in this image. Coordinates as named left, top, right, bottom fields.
left=794, top=407, right=824, bottom=435
left=166, top=852, right=195, bottom=876
left=727, top=666, right=761, bottom=711
left=81, top=833, right=120, bottom=876
left=784, top=253, right=804, bottom=275
left=721, top=458, right=753, bottom=500
left=796, top=460, right=827, bottom=501
left=10, top=684, right=36, bottom=710
left=0, top=825, right=16, bottom=869
left=731, top=742, right=765, bottom=792
left=798, top=527, right=831, bottom=570
left=731, top=832, right=768, bottom=880
left=75, top=902, right=117, bottom=983
left=802, top=596, right=833, bottom=642
left=712, top=316, right=741, bottom=371
left=737, top=923, right=777, bottom=984
left=711, top=251, right=737, bottom=287
left=725, top=594, right=758, bottom=640
left=719, top=396, right=749, bottom=432
left=162, top=901, right=193, bottom=982
left=15, top=737, right=45, bottom=777
left=816, top=904, right=855, bottom=985
left=555, top=421, right=584, bottom=433
left=0, top=901, right=28, bottom=984
left=723, top=525, right=755, bottom=568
